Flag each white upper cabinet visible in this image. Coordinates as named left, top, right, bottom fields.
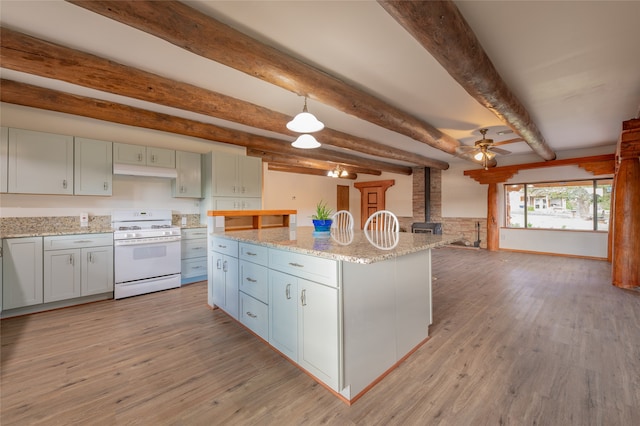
left=147, top=146, right=175, bottom=168
left=114, top=142, right=175, bottom=168
left=208, top=151, right=262, bottom=198
left=8, top=128, right=74, bottom=195
left=172, top=150, right=202, bottom=198
left=74, top=137, right=113, bottom=196
left=113, top=142, right=145, bottom=165
left=1, top=127, right=8, bottom=193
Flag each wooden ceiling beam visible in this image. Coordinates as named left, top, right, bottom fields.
left=246, top=148, right=381, bottom=175
left=379, top=0, right=557, bottom=162
left=268, top=164, right=357, bottom=180
left=0, top=79, right=411, bottom=175
left=66, top=0, right=473, bottom=164
left=0, top=26, right=448, bottom=170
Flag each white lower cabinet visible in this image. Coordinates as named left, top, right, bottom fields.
left=43, top=234, right=114, bottom=303
left=297, top=278, right=339, bottom=390
left=2, top=237, right=43, bottom=310
left=269, top=270, right=298, bottom=361
left=268, top=249, right=340, bottom=391
left=239, top=291, right=268, bottom=340
left=209, top=237, right=239, bottom=319
left=181, top=228, right=208, bottom=285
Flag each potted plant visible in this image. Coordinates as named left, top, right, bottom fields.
left=311, top=200, right=333, bottom=233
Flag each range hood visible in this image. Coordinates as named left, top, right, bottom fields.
left=113, top=163, right=178, bottom=178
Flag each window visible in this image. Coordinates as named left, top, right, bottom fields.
left=505, top=179, right=612, bottom=231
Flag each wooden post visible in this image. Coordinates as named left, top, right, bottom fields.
left=611, top=119, right=640, bottom=288
left=487, top=183, right=500, bottom=251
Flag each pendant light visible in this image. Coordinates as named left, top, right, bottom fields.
left=291, top=134, right=321, bottom=149
left=287, top=97, right=324, bottom=133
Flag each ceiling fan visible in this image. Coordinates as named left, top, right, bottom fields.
left=457, top=128, right=511, bottom=169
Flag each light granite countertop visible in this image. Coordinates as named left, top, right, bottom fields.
left=213, top=226, right=460, bottom=264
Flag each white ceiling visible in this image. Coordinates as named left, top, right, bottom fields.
left=1, top=0, right=639, bottom=167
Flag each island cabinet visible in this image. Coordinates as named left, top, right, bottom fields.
left=208, top=236, right=239, bottom=319
left=238, top=243, right=269, bottom=340
left=205, top=227, right=446, bottom=403
left=269, top=270, right=340, bottom=389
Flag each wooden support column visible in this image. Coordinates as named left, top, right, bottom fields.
left=611, top=119, right=640, bottom=289
left=487, top=183, right=500, bottom=251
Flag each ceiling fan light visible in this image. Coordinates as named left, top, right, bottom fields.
left=474, top=151, right=485, bottom=161
left=291, top=134, right=321, bottom=149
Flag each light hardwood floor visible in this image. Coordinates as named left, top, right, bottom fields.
left=1, top=247, right=639, bottom=425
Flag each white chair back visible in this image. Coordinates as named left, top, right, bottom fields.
left=364, top=210, right=399, bottom=232
left=331, top=210, right=354, bottom=230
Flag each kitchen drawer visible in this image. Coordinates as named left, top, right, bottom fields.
left=44, top=233, right=113, bottom=250
left=182, top=239, right=207, bottom=259
left=182, top=228, right=208, bottom=240
left=269, top=248, right=338, bottom=287
left=239, top=242, right=268, bottom=266
left=181, top=258, right=207, bottom=279
left=209, top=236, right=238, bottom=257
left=239, top=260, right=268, bottom=303
left=239, top=292, right=268, bottom=341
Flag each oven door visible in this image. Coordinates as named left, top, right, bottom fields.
left=114, top=239, right=181, bottom=283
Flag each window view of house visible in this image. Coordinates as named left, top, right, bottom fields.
left=505, top=179, right=613, bottom=231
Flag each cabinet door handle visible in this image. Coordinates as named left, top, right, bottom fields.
left=62, top=179, right=67, bottom=189
left=285, top=283, right=291, bottom=300
left=300, top=289, right=306, bottom=306
left=222, top=260, right=228, bottom=272
left=245, top=277, right=257, bottom=283
left=289, top=262, right=304, bottom=268
left=246, top=311, right=257, bottom=319
left=138, top=153, right=143, bottom=162
left=241, top=186, right=246, bottom=194
left=216, top=259, right=222, bottom=269
left=69, top=254, right=74, bottom=265
left=88, top=252, right=94, bottom=263
left=104, top=182, right=109, bottom=190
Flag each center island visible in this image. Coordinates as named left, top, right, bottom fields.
left=206, top=222, right=459, bottom=404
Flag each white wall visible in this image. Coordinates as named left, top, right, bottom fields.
left=263, top=167, right=412, bottom=228
left=444, top=145, right=616, bottom=258
left=442, top=162, right=487, bottom=217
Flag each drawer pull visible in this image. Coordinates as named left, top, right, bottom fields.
left=217, top=244, right=227, bottom=249
left=246, top=311, right=257, bottom=319
left=246, top=277, right=257, bottom=283
left=246, top=252, right=257, bottom=256
left=73, top=240, right=93, bottom=244
left=289, top=262, right=304, bottom=268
